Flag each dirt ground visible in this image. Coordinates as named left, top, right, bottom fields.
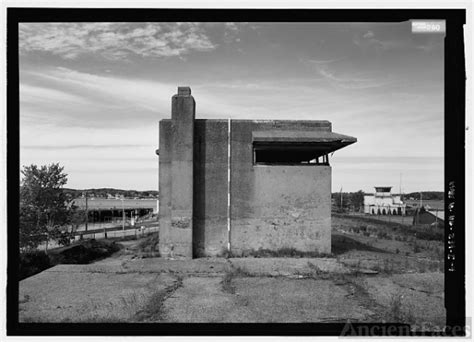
left=19, top=215, right=445, bottom=328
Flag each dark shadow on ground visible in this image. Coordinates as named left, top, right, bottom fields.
left=20, top=239, right=121, bottom=280
left=331, top=233, right=389, bottom=255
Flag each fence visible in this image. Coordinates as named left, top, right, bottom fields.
left=36, top=224, right=159, bottom=251
left=73, top=224, right=159, bottom=240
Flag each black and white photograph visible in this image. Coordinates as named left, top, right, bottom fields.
left=5, top=6, right=468, bottom=337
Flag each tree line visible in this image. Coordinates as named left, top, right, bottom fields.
left=331, top=190, right=365, bottom=212
left=404, top=191, right=444, bottom=201
left=63, top=188, right=159, bottom=199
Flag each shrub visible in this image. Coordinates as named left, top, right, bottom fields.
left=137, top=233, right=159, bottom=253
left=19, top=250, right=51, bottom=280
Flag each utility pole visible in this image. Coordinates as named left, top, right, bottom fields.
left=85, top=191, right=88, bottom=232
left=122, top=196, right=125, bottom=238
left=102, top=210, right=107, bottom=239
left=420, top=192, right=423, bottom=208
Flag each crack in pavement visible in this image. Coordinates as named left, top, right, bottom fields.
left=135, top=275, right=184, bottom=322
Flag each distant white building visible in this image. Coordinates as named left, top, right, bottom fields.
left=364, top=186, right=406, bottom=215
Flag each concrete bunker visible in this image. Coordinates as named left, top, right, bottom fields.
left=157, top=87, right=357, bottom=258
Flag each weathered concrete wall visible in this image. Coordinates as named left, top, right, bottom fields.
left=231, top=165, right=331, bottom=254
left=158, top=120, right=172, bottom=256
left=229, top=121, right=333, bottom=255
left=193, top=120, right=229, bottom=257
left=160, top=88, right=195, bottom=258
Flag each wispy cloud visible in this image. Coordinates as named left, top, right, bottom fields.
left=22, top=144, right=148, bottom=150
left=310, top=62, right=394, bottom=90
left=304, top=54, right=394, bottom=90
left=307, top=57, right=346, bottom=65
left=20, top=66, right=174, bottom=127
left=352, top=29, right=439, bottom=54
left=19, top=23, right=217, bottom=61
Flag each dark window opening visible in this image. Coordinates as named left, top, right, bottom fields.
left=253, top=143, right=329, bottom=165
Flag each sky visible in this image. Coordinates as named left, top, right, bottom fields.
left=19, top=22, right=444, bottom=193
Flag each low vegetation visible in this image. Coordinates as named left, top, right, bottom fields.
left=334, top=213, right=444, bottom=242
left=19, top=239, right=121, bottom=280
left=19, top=251, right=51, bottom=281
left=135, top=233, right=160, bottom=258
left=387, top=293, right=416, bottom=324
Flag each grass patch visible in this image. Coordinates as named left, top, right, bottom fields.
left=334, top=213, right=444, bottom=242
left=387, top=293, right=416, bottom=324
left=305, top=262, right=335, bottom=279
left=228, top=247, right=333, bottom=258
left=135, top=276, right=183, bottom=322
left=137, top=232, right=159, bottom=251
left=134, top=232, right=160, bottom=258
left=413, top=241, right=422, bottom=253
left=372, top=259, right=396, bottom=275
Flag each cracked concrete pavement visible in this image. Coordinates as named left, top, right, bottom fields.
left=19, top=249, right=445, bottom=324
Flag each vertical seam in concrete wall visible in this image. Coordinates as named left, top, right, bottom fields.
left=227, top=118, right=231, bottom=252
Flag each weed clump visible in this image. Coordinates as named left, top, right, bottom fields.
left=387, top=293, right=416, bottom=324
left=234, top=247, right=333, bottom=258
left=136, top=233, right=160, bottom=258
left=221, top=267, right=252, bottom=294
left=413, top=241, right=422, bottom=253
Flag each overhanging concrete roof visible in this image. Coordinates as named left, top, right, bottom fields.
left=252, top=130, right=357, bottom=154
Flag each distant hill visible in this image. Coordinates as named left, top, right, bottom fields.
left=404, top=191, right=444, bottom=201
left=63, top=188, right=159, bottom=199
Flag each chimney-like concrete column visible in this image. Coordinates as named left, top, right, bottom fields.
left=170, top=86, right=195, bottom=258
